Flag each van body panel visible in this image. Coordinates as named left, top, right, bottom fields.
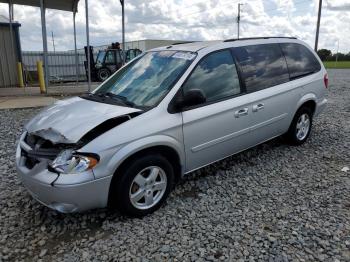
left=182, top=94, right=253, bottom=172
left=248, top=81, right=301, bottom=144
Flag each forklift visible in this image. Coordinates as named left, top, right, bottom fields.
left=84, top=44, right=142, bottom=82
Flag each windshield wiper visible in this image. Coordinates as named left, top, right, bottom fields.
left=81, top=92, right=138, bottom=108
left=104, top=92, right=136, bottom=107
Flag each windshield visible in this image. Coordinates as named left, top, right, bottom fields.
left=96, top=51, right=106, bottom=64
left=93, top=50, right=196, bottom=108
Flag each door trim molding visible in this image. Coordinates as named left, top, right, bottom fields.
left=250, top=113, right=288, bottom=131
left=191, top=113, right=287, bottom=153
left=191, top=126, right=250, bottom=152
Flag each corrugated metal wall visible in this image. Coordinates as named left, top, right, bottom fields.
left=0, top=25, right=19, bottom=87
left=20, top=40, right=191, bottom=83
left=22, top=51, right=88, bottom=81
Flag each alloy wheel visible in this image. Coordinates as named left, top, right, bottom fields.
left=129, top=166, right=167, bottom=210
left=296, top=113, right=310, bottom=141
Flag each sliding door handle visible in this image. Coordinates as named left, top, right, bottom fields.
left=252, top=103, right=264, bottom=112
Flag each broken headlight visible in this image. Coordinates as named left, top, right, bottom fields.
left=50, top=149, right=99, bottom=174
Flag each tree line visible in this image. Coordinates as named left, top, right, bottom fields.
left=317, top=49, right=350, bottom=61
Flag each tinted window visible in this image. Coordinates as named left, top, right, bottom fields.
left=105, top=51, right=116, bottom=64
left=116, top=50, right=123, bottom=64
left=232, top=44, right=289, bottom=92
left=280, top=43, right=321, bottom=79
left=96, top=51, right=105, bottom=64
left=182, top=50, right=241, bottom=103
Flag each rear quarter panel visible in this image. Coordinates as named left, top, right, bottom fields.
left=277, top=39, right=327, bottom=118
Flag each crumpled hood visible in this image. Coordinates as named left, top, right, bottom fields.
left=25, top=96, right=141, bottom=144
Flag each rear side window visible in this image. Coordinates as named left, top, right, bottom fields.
left=182, top=50, right=241, bottom=103
left=280, top=43, right=321, bottom=79
left=232, top=44, right=289, bottom=92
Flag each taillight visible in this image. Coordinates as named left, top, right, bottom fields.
left=324, top=73, right=329, bottom=88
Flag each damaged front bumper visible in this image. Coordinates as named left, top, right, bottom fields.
left=16, top=132, right=111, bottom=213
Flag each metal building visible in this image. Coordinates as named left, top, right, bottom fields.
left=0, top=15, right=21, bottom=87
left=95, top=39, right=193, bottom=53
left=0, top=0, right=84, bottom=91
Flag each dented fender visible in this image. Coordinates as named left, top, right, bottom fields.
left=91, top=135, right=185, bottom=179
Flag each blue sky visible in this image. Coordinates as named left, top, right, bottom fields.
left=0, top=0, right=349, bottom=53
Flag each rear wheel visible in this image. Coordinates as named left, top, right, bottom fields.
left=109, top=154, right=174, bottom=217
left=284, top=106, right=313, bottom=145
left=97, top=68, right=111, bottom=82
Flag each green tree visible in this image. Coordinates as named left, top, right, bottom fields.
left=317, top=49, right=332, bottom=61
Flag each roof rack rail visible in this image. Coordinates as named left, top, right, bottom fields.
left=171, top=41, right=199, bottom=46
left=166, top=41, right=199, bottom=49
left=223, top=36, right=297, bottom=42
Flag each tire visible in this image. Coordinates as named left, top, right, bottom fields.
left=284, top=106, right=313, bottom=145
left=109, top=154, right=175, bottom=217
left=97, top=68, right=111, bottom=82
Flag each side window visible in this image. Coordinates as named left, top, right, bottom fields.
left=280, top=43, right=321, bottom=79
left=116, top=50, right=123, bottom=64
left=232, top=44, right=289, bottom=93
left=182, top=50, right=241, bottom=104
left=105, top=51, right=116, bottom=64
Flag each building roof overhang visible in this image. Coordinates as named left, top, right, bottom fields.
left=0, top=0, right=79, bottom=12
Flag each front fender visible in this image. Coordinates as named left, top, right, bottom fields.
left=106, top=135, right=185, bottom=176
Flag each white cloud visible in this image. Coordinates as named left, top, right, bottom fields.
left=0, top=0, right=348, bottom=53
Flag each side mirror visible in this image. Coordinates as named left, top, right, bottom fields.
left=170, top=89, right=206, bottom=113
left=183, top=89, right=206, bottom=107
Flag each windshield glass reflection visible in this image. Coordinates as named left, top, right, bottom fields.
left=94, top=51, right=196, bottom=108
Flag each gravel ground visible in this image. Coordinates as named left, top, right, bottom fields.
left=0, top=69, right=349, bottom=262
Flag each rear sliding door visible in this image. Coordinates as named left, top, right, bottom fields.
left=231, top=43, right=296, bottom=145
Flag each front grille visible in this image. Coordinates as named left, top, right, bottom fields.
left=21, top=133, right=73, bottom=170
left=25, top=134, right=57, bottom=150
left=22, top=150, right=40, bottom=169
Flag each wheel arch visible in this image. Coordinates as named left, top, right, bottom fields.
left=107, top=135, right=185, bottom=204
left=107, top=138, right=184, bottom=207
left=296, top=93, right=317, bottom=115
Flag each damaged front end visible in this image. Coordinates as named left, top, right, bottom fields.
left=21, top=132, right=74, bottom=170
left=20, top=113, right=141, bottom=172
left=16, top=112, right=142, bottom=212
left=15, top=94, right=147, bottom=212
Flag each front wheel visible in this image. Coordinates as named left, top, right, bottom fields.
left=284, top=107, right=313, bottom=145
left=97, top=68, right=111, bottom=82
left=109, top=154, right=174, bottom=217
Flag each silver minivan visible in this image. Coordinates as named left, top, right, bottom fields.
left=16, top=37, right=328, bottom=216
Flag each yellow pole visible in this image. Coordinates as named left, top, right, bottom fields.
left=37, top=60, right=46, bottom=93
left=17, top=62, right=24, bottom=88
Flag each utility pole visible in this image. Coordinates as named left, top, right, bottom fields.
left=8, top=0, right=16, bottom=62
left=40, top=0, right=49, bottom=89
left=237, top=3, right=243, bottom=39
left=314, top=0, right=322, bottom=51
left=51, top=31, right=56, bottom=53
left=85, top=0, right=91, bottom=92
left=120, top=0, right=125, bottom=63
left=335, top=40, right=339, bottom=64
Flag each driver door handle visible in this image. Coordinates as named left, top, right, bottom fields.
left=234, top=108, right=249, bottom=118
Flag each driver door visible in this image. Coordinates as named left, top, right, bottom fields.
left=181, top=49, right=253, bottom=172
